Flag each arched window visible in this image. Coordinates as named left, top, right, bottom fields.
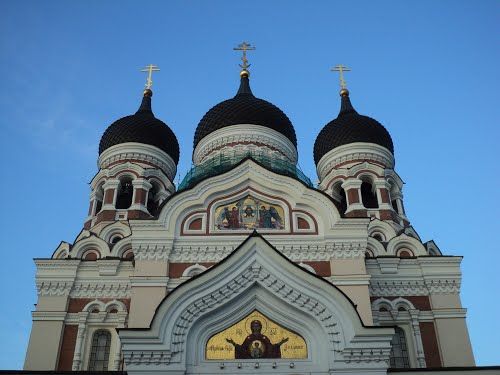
left=94, top=183, right=104, bottom=214
left=88, top=330, right=111, bottom=371
left=361, top=181, right=378, bottom=209
left=147, top=181, right=160, bottom=215
left=332, top=182, right=347, bottom=213
left=116, top=177, right=133, bottom=209
left=390, top=327, right=410, bottom=368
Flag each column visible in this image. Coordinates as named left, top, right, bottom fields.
left=130, top=179, right=152, bottom=212
left=341, top=179, right=364, bottom=213
left=72, top=314, right=89, bottom=371
left=410, top=310, right=426, bottom=368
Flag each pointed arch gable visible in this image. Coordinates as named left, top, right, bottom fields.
left=119, top=232, right=393, bottom=373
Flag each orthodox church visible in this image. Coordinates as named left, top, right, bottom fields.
left=23, top=44, right=491, bottom=375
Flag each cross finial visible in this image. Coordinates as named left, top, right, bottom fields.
left=140, top=64, right=160, bottom=90
left=233, top=42, right=256, bottom=75
left=331, top=64, right=351, bottom=92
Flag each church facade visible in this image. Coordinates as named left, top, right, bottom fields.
left=23, top=56, right=490, bottom=374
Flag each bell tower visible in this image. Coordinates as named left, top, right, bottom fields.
left=84, top=65, right=180, bottom=230
left=314, top=66, right=409, bottom=227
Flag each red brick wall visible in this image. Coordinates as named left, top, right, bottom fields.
left=420, top=322, right=442, bottom=367
left=188, top=218, right=202, bottom=230
left=297, top=217, right=310, bottom=229
left=104, top=189, right=115, bottom=204
left=347, top=188, right=360, bottom=204
left=302, top=261, right=331, bottom=276
left=56, top=324, right=78, bottom=370
left=134, top=188, right=147, bottom=204
left=168, top=262, right=216, bottom=278
left=380, top=188, right=390, bottom=204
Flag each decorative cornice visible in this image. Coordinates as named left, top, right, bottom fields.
left=317, top=143, right=394, bottom=184
left=193, top=124, right=298, bottom=165
left=369, top=280, right=428, bottom=296
left=134, top=243, right=171, bottom=261
left=98, top=142, right=177, bottom=181
left=36, top=280, right=73, bottom=296
left=69, top=281, right=131, bottom=298
left=169, top=241, right=366, bottom=262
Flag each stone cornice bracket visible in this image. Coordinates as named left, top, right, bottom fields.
left=134, top=243, right=171, bottom=261
left=36, top=280, right=73, bottom=296
left=123, top=350, right=172, bottom=366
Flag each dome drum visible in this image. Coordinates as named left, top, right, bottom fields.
left=193, top=123, right=298, bottom=166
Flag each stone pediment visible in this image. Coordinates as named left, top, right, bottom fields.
left=119, top=232, right=393, bottom=374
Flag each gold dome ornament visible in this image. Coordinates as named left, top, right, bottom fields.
left=234, top=41, right=256, bottom=76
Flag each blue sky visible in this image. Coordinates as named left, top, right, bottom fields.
left=0, top=0, right=498, bottom=368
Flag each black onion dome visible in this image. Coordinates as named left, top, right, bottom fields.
left=194, top=75, right=297, bottom=148
left=313, top=92, right=394, bottom=165
left=99, top=91, right=180, bottom=164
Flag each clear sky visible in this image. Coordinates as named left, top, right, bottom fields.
left=0, top=0, right=498, bottom=369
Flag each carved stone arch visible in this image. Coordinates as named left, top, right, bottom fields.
left=99, top=221, right=132, bottom=244
left=368, top=219, right=397, bottom=242
left=72, top=235, right=110, bottom=259
left=181, top=263, right=207, bottom=277
left=350, top=162, right=385, bottom=180
left=52, top=241, right=71, bottom=259
left=111, top=237, right=132, bottom=258
left=84, top=299, right=106, bottom=313
left=392, top=297, right=416, bottom=312
left=387, top=234, right=426, bottom=256
left=109, top=162, right=143, bottom=180
left=367, top=237, right=385, bottom=257
left=372, top=297, right=394, bottom=313
left=119, top=233, right=394, bottom=374
left=104, top=299, right=127, bottom=313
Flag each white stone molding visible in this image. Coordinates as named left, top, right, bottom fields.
left=133, top=242, right=171, bottom=261
left=69, top=281, right=131, bottom=298
left=168, top=239, right=367, bottom=263
left=51, top=241, right=71, bottom=259
left=181, top=263, right=207, bottom=277
left=386, top=234, right=427, bottom=256
left=70, top=300, right=128, bottom=371
left=371, top=297, right=426, bottom=368
left=317, top=143, right=394, bottom=185
left=193, top=124, right=298, bottom=165
left=368, top=219, right=397, bottom=242
left=119, top=235, right=394, bottom=374
left=367, top=237, right=386, bottom=257
left=111, top=237, right=132, bottom=258
left=72, top=234, right=110, bottom=259
left=99, top=142, right=177, bottom=182
left=369, top=280, right=428, bottom=296
left=99, top=221, right=132, bottom=244
left=424, top=240, right=443, bottom=256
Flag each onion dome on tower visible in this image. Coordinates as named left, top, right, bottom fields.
left=99, top=88, right=180, bottom=166
left=180, top=42, right=311, bottom=190
left=314, top=66, right=394, bottom=184
left=313, top=89, right=393, bottom=166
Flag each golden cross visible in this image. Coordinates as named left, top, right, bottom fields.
left=140, top=64, right=160, bottom=90
left=331, top=64, right=351, bottom=90
left=233, top=42, right=256, bottom=70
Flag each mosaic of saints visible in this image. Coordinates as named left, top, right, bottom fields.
left=225, top=320, right=289, bottom=359
left=215, top=196, right=285, bottom=230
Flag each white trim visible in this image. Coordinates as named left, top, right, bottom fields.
left=193, top=124, right=298, bottom=165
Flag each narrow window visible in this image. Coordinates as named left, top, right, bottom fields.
left=361, top=181, right=378, bottom=209
left=95, top=183, right=104, bottom=214
left=116, top=178, right=133, bottom=209
left=390, top=327, right=410, bottom=368
left=88, top=330, right=111, bottom=371
left=147, top=182, right=159, bottom=215
left=332, top=182, right=347, bottom=213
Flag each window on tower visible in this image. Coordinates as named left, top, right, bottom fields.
left=88, top=330, right=111, bottom=371
left=116, top=177, right=133, bottom=209
left=147, top=181, right=160, bottom=215
left=361, top=181, right=378, bottom=209
left=389, top=327, right=410, bottom=368
left=331, top=181, right=347, bottom=214
left=94, top=183, right=104, bottom=214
